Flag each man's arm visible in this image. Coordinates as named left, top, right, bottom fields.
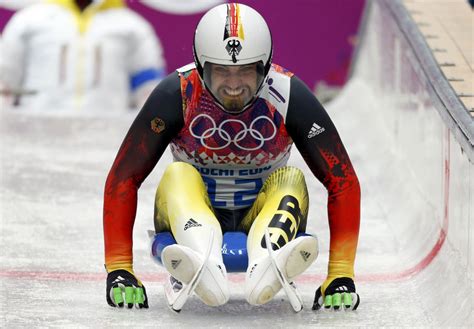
left=285, top=76, right=361, bottom=306
left=103, top=72, right=183, bottom=273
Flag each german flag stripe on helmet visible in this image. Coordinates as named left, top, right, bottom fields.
left=223, top=3, right=245, bottom=40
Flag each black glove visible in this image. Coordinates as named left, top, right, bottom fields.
left=312, top=277, right=360, bottom=311
left=106, top=270, right=149, bottom=309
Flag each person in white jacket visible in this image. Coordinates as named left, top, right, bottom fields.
left=0, top=0, right=166, bottom=113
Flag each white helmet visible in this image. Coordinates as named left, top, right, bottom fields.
left=193, top=3, right=273, bottom=112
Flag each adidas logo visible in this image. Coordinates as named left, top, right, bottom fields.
left=307, top=122, right=325, bottom=138
left=171, top=259, right=181, bottom=270
left=184, top=218, right=202, bottom=231
left=335, top=286, right=349, bottom=292
left=249, top=264, right=258, bottom=278
left=170, top=276, right=183, bottom=292
left=112, top=276, right=125, bottom=284
left=300, top=250, right=311, bottom=261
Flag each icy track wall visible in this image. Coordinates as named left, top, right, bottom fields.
left=344, top=0, right=473, bottom=325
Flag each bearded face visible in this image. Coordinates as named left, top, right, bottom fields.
left=204, top=62, right=263, bottom=113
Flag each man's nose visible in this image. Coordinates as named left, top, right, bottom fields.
left=225, top=75, right=242, bottom=89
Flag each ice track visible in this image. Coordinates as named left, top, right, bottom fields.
left=1, top=0, right=472, bottom=327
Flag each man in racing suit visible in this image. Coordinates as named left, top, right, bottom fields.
left=103, top=3, right=360, bottom=311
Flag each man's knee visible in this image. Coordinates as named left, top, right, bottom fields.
left=156, top=161, right=210, bottom=203
left=262, top=167, right=308, bottom=202
left=266, top=166, right=306, bottom=187
left=162, top=162, right=200, bottom=182
left=157, top=162, right=206, bottom=196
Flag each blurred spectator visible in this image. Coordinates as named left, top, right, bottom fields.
left=0, top=0, right=166, bottom=113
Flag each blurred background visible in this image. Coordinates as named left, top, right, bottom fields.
left=0, top=0, right=365, bottom=111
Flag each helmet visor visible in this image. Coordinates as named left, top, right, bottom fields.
left=203, top=61, right=265, bottom=113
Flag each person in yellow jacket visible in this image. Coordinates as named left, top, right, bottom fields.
left=0, top=0, right=166, bottom=112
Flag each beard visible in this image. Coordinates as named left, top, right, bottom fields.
left=222, top=97, right=246, bottom=113
left=216, top=86, right=253, bottom=113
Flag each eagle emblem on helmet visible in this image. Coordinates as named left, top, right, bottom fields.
left=225, top=39, right=242, bottom=63
left=223, top=3, right=245, bottom=63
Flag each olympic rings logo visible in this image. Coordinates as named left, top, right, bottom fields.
left=189, top=114, right=277, bottom=151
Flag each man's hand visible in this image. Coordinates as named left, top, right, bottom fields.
left=312, top=277, right=359, bottom=311
left=106, top=270, right=149, bottom=309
